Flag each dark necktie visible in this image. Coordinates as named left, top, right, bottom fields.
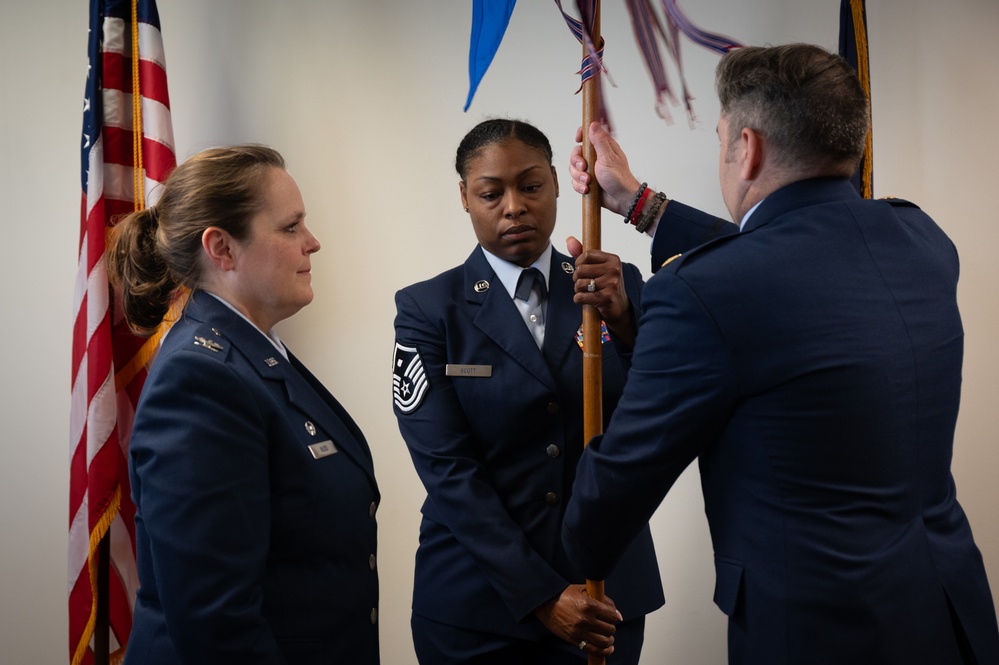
left=515, top=268, right=547, bottom=302
left=515, top=268, right=546, bottom=349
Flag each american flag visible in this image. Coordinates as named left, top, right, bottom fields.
left=70, top=0, right=175, bottom=663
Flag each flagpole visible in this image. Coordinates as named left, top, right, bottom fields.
left=95, top=537, right=110, bottom=665
left=580, top=2, right=606, bottom=664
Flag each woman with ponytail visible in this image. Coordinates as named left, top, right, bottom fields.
left=109, top=145, right=380, bottom=665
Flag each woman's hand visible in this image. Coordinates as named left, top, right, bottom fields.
left=532, top=584, right=622, bottom=657
left=567, top=236, right=637, bottom=347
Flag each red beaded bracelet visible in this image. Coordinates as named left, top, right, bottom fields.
left=625, top=186, right=653, bottom=225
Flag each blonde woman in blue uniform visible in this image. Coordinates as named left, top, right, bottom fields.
left=108, top=145, right=379, bottom=664
left=392, top=119, right=664, bottom=664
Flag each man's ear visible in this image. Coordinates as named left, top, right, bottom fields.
left=740, top=128, right=764, bottom=181
left=201, top=227, right=237, bottom=271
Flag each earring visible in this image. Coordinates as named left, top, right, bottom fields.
left=464, top=207, right=469, bottom=212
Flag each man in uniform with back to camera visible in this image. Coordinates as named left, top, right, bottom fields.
left=562, top=43, right=999, bottom=665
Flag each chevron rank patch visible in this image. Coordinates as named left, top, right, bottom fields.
left=393, top=342, right=430, bottom=414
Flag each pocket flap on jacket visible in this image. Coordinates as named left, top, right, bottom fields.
left=713, top=558, right=744, bottom=616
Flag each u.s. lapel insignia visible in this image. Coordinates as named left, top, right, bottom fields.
left=575, top=321, right=611, bottom=350
left=561, top=261, right=574, bottom=274
left=308, top=440, right=338, bottom=459
left=264, top=357, right=279, bottom=367
left=661, top=253, right=682, bottom=268
left=473, top=279, right=490, bottom=293
left=393, top=341, right=430, bottom=414
left=193, top=336, right=224, bottom=352
left=304, top=421, right=317, bottom=436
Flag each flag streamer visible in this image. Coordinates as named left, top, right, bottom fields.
left=623, top=0, right=742, bottom=123
left=556, top=0, right=611, bottom=128
left=555, top=0, right=607, bottom=88
left=70, top=1, right=176, bottom=662
left=463, top=0, right=741, bottom=126
left=662, top=0, right=742, bottom=54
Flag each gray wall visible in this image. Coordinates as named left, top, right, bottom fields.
left=2, top=1, right=997, bottom=662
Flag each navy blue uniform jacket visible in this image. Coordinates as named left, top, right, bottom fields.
left=393, top=246, right=664, bottom=638
left=563, top=178, right=999, bottom=664
left=125, top=291, right=379, bottom=665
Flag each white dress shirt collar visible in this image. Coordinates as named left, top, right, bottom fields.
left=205, top=291, right=289, bottom=359
left=481, top=242, right=553, bottom=298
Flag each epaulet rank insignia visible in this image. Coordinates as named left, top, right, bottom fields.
left=661, top=253, right=682, bottom=269
left=879, top=196, right=920, bottom=209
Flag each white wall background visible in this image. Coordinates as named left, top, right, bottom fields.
left=2, top=1, right=997, bottom=663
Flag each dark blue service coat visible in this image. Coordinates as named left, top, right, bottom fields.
left=125, top=291, right=379, bottom=665
left=393, top=246, right=664, bottom=641
left=564, top=178, right=999, bottom=664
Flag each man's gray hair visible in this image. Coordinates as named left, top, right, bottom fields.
left=716, top=43, right=869, bottom=175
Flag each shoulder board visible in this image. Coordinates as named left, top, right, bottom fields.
left=660, top=253, right=683, bottom=269
left=878, top=196, right=920, bottom=209
left=658, top=230, right=741, bottom=273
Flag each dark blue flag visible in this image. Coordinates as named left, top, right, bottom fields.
left=465, top=0, right=517, bottom=111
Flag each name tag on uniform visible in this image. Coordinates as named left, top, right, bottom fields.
left=445, top=364, right=492, bottom=378
left=308, top=440, right=338, bottom=459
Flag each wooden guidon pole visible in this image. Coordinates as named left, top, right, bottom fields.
left=580, top=2, right=605, bottom=665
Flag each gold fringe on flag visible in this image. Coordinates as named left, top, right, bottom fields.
left=114, top=295, right=186, bottom=391
left=131, top=0, right=145, bottom=210
left=114, top=0, right=188, bottom=395
left=71, top=486, right=121, bottom=665
left=850, top=0, right=874, bottom=199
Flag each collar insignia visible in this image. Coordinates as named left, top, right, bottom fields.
left=193, top=336, right=224, bottom=352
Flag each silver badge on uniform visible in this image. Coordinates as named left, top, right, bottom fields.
left=473, top=280, right=490, bottom=293
left=193, top=336, right=223, bottom=352
left=393, top=342, right=430, bottom=414
left=561, top=261, right=574, bottom=273
left=308, top=440, right=338, bottom=459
